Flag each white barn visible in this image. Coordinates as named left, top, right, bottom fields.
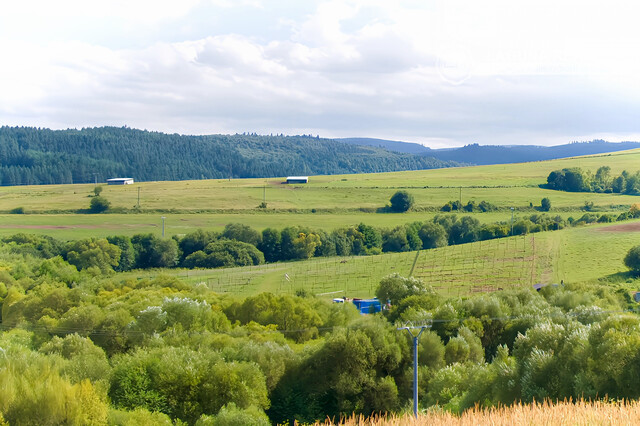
left=107, top=178, right=134, bottom=185
left=285, top=176, right=309, bottom=184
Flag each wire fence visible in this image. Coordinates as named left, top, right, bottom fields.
left=155, top=234, right=554, bottom=298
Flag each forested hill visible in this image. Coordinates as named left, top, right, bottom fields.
left=338, top=138, right=640, bottom=165
left=0, top=127, right=460, bottom=185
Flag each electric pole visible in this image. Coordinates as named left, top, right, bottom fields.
left=398, top=322, right=432, bottom=417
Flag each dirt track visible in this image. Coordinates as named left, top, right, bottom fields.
left=595, top=222, right=640, bottom=233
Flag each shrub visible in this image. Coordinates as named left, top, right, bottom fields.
left=89, top=196, right=110, bottom=213
left=389, top=191, right=414, bottom=212
left=540, top=197, right=551, bottom=212
left=624, top=245, right=640, bottom=274
left=9, top=207, right=25, bottom=214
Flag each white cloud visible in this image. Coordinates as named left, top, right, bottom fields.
left=2, top=0, right=640, bottom=147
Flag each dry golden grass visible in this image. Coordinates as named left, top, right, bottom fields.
left=314, top=400, right=640, bottom=425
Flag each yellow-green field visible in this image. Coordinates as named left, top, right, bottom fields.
left=328, top=399, right=640, bottom=425
left=1, top=148, right=640, bottom=240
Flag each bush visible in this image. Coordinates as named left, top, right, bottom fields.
left=540, top=197, right=551, bottom=212
left=89, top=196, right=110, bottom=213
left=624, top=245, right=640, bottom=274
left=376, top=273, right=433, bottom=305
left=9, top=207, right=25, bottom=214
left=389, top=191, right=414, bottom=212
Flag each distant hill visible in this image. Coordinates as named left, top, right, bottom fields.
left=0, top=127, right=460, bottom=185
left=338, top=138, right=432, bottom=155
left=338, top=138, right=640, bottom=165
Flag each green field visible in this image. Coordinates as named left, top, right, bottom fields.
left=0, top=211, right=585, bottom=240
left=2, top=148, right=640, bottom=240
left=114, top=220, right=640, bottom=300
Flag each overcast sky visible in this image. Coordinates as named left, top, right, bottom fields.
left=2, top=0, right=640, bottom=148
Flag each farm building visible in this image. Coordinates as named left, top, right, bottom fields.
left=107, top=178, right=134, bottom=185
left=285, top=176, right=308, bottom=184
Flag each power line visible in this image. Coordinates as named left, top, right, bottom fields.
left=0, top=307, right=635, bottom=339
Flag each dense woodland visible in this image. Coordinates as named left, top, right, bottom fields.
left=0, top=127, right=458, bottom=185
left=1, top=231, right=640, bottom=424
left=546, top=166, right=640, bottom=194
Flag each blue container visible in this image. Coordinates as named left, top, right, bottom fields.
left=352, top=298, right=382, bottom=314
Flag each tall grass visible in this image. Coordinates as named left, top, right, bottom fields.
left=322, top=399, right=640, bottom=425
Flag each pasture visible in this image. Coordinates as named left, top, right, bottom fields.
left=119, top=220, right=640, bottom=300
left=1, top=148, right=640, bottom=241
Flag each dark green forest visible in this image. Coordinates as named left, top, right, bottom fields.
left=546, top=166, right=640, bottom=194
left=0, top=127, right=459, bottom=185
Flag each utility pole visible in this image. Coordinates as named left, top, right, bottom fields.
left=398, top=322, right=432, bottom=418
left=161, top=216, right=166, bottom=237
left=137, top=186, right=141, bottom=209
left=510, top=207, right=515, bottom=236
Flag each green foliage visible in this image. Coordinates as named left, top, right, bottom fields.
left=93, top=185, right=103, bottom=197
left=547, top=166, right=640, bottom=194
left=184, top=240, right=264, bottom=269
left=39, top=333, right=111, bottom=383
left=270, top=318, right=405, bottom=424
left=226, top=293, right=322, bottom=342
left=2, top=233, right=65, bottom=258
left=178, top=229, right=219, bottom=259
left=198, top=403, right=270, bottom=426
left=109, top=346, right=269, bottom=423
left=131, top=234, right=178, bottom=268
left=449, top=216, right=480, bottom=244
left=546, top=168, right=590, bottom=192
left=389, top=190, right=414, bottom=212
left=107, top=235, right=136, bottom=272
left=221, top=223, right=262, bottom=246
left=0, top=351, right=108, bottom=425
left=89, top=195, right=110, bottom=213
left=624, top=245, right=640, bottom=274
left=540, top=197, right=551, bottom=211
left=376, top=273, right=433, bottom=305
left=108, top=407, right=173, bottom=425
left=65, top=238, right=121, bottom=273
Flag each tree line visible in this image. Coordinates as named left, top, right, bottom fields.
left=546, top=166, right=640, bottom=194
left=0, top=126, right=459, bottom=185
left=0, top=237, right=640, bottom=423
left=5, top=208, right=639, bottom=275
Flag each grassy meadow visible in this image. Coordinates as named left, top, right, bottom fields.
left=1, top=148, right=640, bottom=215
left=115, top=219, right=640, bottom=300
left=1, top=148, right=640, bottom=240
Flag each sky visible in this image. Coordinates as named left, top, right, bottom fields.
left=2, top=0, right=640, bottom=148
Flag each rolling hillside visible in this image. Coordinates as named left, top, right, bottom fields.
left=0, top=126, right=459, bottom=185
left=339, top=137, right=640, bottom=165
